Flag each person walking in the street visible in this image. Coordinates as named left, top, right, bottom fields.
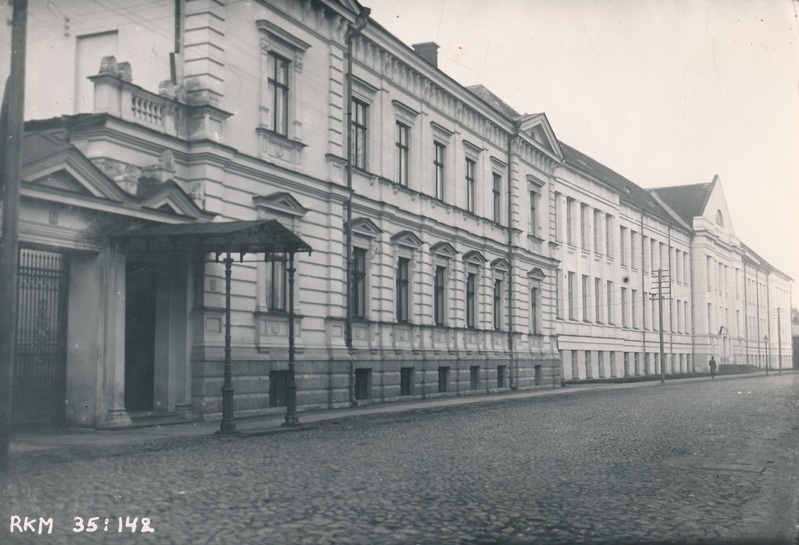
left=709, top=356, right=717, bottom=379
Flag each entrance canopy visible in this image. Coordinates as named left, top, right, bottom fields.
left=113, top=219, right=312, bottom=256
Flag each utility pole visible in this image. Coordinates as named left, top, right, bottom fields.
left=0, top=0, right=28, bottom=473
left=776, top=307, right=782, bottom=373
left=652, top=269, right=669, bottom=385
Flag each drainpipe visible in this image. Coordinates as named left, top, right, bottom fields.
left=667, top=226, right=673, bottom=372
left=506, top=125, right=519, bottom=388
left=344, top=7, right=370, bottom=405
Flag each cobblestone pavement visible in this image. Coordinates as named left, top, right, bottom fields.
left=2, top=374, right=798, bottom=545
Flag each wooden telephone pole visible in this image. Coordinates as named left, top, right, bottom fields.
left=0, top=0, right=28, bottom=472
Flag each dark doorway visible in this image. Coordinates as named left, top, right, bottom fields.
left=13, top=249, right=69, bottom=428
left=269, top=370, right=290, bottom=407
left=125, top=261, right=157, bottom=412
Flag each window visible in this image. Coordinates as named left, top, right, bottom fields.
left=707, top=303, right=712, bottom=334
left=580, top=204, right=589, bottom=248
left=715, top=209, right=724, bottom=227
left=529, top=190, right=537, bottom=236
left=400, top=367, right=414, bottom=396
left=566, top=198, right=574, bottom=245
left=493, top=173, right=502, bottom=223
left=593, top=209, right=601, bottom=253
left=266, top=253, right=287, bottom=311
left=434, top=142, right=446, bottom=200
left=621, top=286, right=628, bottom=327
left=598, top=351, right=604, bottom=378
left=465, top=157, right=476, bottom=213
left=354, top=368, right=372, bottom=400
left=352, top=247, right=367, bottom=319
left=631, top=289, right=637, bottom=329
left=438, top=366, right=450, bottom=393
left=554, top=192, right=561, bottom=242
left=631, top=231, right=638, bottom=269
left=585, top=351, right=592, bottom=378
left=582, top=274, right=589, bottom=322
left=269, top=370, right=290, bottom=407
left=493, top=279, right=503, bottom=330
left=595, top=277, right=602, bottom=323
left=434, top=266, right=446, bottom=326
left=605, top=215, right=613, bottom=256
left=351, top=99, right=368, bottom=169
left=466, top=272, right=476, bottom=328
left=497, top=365, right=507, bottom=388
left=606, top=280, right=613, bottom=324
left=555, top=273, right=562, bottom=319
left=650, top=239, right=657, bottom=272
left=396, top=258, right=410, bottom=323
left=620, top=227, right=627, bottom=266
left=567, top=272, right=575, bottom=320
left=268, top=53, right=289, bottom=135
left=395, top=122, right=409, bottom=186
left=530, top=286, right=539, bottom=333
left=571, top=351, right=579, bottom=379
left=470, top=366, right=481, bottom=390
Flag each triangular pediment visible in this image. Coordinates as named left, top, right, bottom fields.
left=528, top=267, right=546, bottom=280
left=491, top=257, right=510, bottom=272
left=463, top=250, right=488, bottom=265
left=390, top=230, right=423, bottom=249
left=349, top=217, right=382, bottom=238
left=698, top=175, right=736, bottom=236
left=141, top=181, right=211, bottom=220
left=253, top=192, right=309, bottom=218
left=28, top=170, right=93, bottom=195
left=430, top=241, right=458, bottom=258
left=517, top=113, right=563, bottom=161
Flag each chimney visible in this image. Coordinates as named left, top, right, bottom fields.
left=412, top=42, right=439, bottom=67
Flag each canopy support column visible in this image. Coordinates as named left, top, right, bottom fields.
left=284, top=251, right=299, bottom=426
left=220, top=253, right=236, bottom=434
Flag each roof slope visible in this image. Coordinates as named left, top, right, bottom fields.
left=649, top=182, right=714, bottom=225
left=466, top=84, right=521, bottom=118
left=558, top=141, right=679, bottom=228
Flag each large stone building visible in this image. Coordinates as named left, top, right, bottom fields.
left=0, top=0, right=791, bottom=428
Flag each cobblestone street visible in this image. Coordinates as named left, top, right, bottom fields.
left=2, top=374, right=798, bottom=544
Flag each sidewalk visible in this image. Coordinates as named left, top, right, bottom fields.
left=9, top=370, right=777, bottom=457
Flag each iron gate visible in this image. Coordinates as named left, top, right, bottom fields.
left=13, top=248, right=69, bottom=428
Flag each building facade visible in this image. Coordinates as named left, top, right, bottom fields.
left=0, top=0, right=791, bottom=428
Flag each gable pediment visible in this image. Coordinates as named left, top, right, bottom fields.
left=23, top=160, right=129, bottom=203
left=390, top=230, right=423, bottom=249
left=430, top=241, right=457, bottom=258
left=349, top=217, right=382, bottom=238
left=253, top=192, right=309, bottom=218
left=28, top=170, right=93, bottom=196
left=518, top=113, right=563, bottom=161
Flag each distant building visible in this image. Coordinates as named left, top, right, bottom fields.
left=0, top=0, right=791, bottom=428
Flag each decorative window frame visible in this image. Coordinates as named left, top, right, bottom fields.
left=349, top=218, right=383, bottom=321
left=491, top=258, right=510, bottom=331
left=390, top=230, right=423, bottom=323
left=430, top=241, right=458, bottom=327
left=462, top=139, right=482, bottom=216
left=350, top=76, right=379, bottom=173
left=528, top=267, right=546, bottom=334
left=490, top=157, right=507, bottom=225
left=392, top=100, right=419, bottom=188
left=527, top=175, right=545, bottom=241
left=463, top=250, right=487, bottom=329
left=256, top=20, right=310, bottom=168
left=431, top=122, right=453, bottom=202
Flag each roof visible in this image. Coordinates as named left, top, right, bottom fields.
left=114, top=219, right=312, bottom=255
left=648, top=181, right=715, bottom=226
left=21, top=132, right=74, bottom=164
left=558, top=142, right=680, bottom=228
left=466, top=84, right=521, bottom=119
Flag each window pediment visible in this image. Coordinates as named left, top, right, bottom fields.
left=349, top=217, right=382, bottom=238
left=392, top=100, right=420, bottom=125
left=430, top=241, right=457, bottom=259
left=528, top=267, right=546, bottom=280
left=256, top=20, right=311, bottom=53
left=253, top=192, right=309, bottom=218
left=491, top=257, right=510, bottom=272
left=463, top=250, right=487, bottom=265
left=390, top=230, right=423, bottom=249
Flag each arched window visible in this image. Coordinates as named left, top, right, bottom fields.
left=715, top=210, right=724, bottom=227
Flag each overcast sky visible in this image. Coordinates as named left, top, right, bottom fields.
left=366, top=0, right=799, bottom=306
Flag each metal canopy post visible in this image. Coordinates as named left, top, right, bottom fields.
left=220, top=252, right=236, bottom=434
left=284, top=251, right=299, bottom=426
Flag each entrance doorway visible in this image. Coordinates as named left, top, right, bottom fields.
left=13, top=249, right=69, bottom=428
left=125, top=261, right=157, bottom=412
